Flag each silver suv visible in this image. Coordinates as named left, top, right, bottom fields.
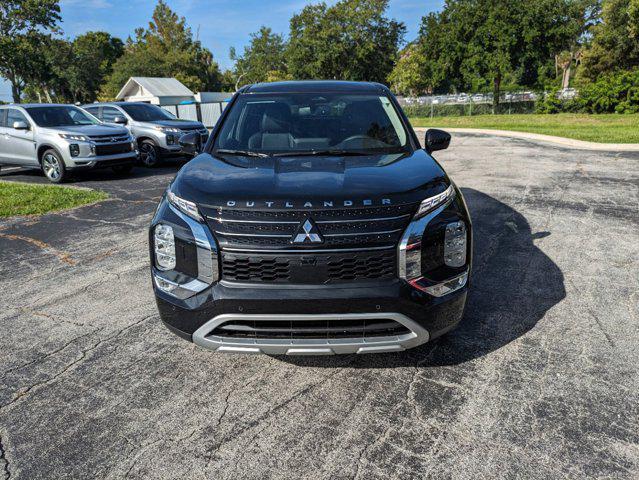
left=0, top=104, right=137, bottom=183
left=83, top=102, right=208, bottom=167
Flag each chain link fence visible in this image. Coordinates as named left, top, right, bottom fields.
left=397, top=92, right=539, bottom=117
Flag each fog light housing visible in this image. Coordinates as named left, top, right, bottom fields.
left=411, top=271, right=468, bottom=297
left=444, top=221, right=467, bottom=267
left=154, top=275, right=177, bottom=293
left=154, top=224, right=176, bottom=270
left=166, top=134, right=175, bottom=145
left=69, top=144, right=80, bottom=157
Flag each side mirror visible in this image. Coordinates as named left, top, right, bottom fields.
left=13, top=121, right=29, bottom=130
left=179, top=131, right=200, bottom=155
left=424, top=128, right=451, bottom=153
left=113, top=116, right=127, bottom=125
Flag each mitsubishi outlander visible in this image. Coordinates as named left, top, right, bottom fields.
left=149, top=81, right=472, bottom=355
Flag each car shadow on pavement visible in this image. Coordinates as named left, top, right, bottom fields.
left=0, top=158, right=188, bottom=185
left=278, top=188, right=566, bottom=369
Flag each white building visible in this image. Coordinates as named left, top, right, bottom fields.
left=115, top=77, right=195, bottom=106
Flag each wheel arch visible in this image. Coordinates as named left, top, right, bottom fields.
left=37, top=144, right=64, bottom=165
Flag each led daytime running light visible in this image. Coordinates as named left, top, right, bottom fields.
left=168, top=191, right=203, bottom=222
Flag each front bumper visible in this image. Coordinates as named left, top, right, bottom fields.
left=154, top=275, right=467, bottom=355
left=150, top=187, right=471, bottom=355
left=67, top=152, right=138, bottom=170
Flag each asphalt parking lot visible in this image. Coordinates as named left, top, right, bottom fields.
left=0, top=134, right=638, bottom=479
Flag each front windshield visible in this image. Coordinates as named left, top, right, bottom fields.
left=120, top=103, right=176, bottom=121
left=213, top=93, right=409, bottom=155
left=25, top=106, right=99, bottom=127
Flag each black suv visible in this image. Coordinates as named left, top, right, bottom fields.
left=150, top=81, right=472, bottom=355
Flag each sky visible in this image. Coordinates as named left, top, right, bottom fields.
left=0, top=0, right=444, bottom=101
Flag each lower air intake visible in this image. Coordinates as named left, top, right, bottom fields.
left=211, top=318, right=411, bottom=339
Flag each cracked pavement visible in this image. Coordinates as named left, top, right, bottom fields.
left=0, top=135, right=638, bottom=479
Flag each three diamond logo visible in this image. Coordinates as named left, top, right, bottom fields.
left=292, top=218, right=323, bottom=244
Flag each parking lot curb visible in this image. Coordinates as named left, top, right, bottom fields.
left=414, top=127, right=639, bottom=151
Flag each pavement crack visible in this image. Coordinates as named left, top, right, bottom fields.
left=0, top=232, right=76, bottom=265
left=1, top=330, right=96, bottom=378
left=0, top=315, right=156, bottom=411
left=588, top=309, right=616, bottom=347
left=0, top=434, right=11, bottom=480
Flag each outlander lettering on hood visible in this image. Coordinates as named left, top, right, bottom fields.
left=150, top=80, right=472, bottom=355
left=224, top=198, right=392, bottom=208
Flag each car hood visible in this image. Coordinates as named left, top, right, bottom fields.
left=172, top=149, right=450, bottom=209
left=50, top=124, right=129, bottom=136
left=147, top=119, right=204, bottom=129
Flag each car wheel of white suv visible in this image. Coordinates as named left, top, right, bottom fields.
left=41, top=149, right=68, bottom=183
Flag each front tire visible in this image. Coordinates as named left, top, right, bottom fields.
left=139, top=140, right=161, bottom=167
left=41, top=149, right=68, bottom=183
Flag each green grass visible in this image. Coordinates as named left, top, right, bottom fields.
left=0, top=181, right=108, bottom=217
left=409, top=113, right=639, bottom=143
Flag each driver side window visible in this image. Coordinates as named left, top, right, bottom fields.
left=6, top=109, right=29, bottom=128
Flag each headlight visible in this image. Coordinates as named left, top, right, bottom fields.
left=415, top=185, right=455, bottom=218
left=154, top=224, right=176, bottom=270
left=59, top=133, right=89, bottom=142
left=168, top=191, right=203, bottom=221
left=154, top=126, right=181, bottom=133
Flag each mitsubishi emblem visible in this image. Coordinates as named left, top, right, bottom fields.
left=292, top=218, right=323, bottom=244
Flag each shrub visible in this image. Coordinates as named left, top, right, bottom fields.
left=576, top=69, right=639, bottom=114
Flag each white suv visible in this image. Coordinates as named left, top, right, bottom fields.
left=0, top=104, right=137, bottom=183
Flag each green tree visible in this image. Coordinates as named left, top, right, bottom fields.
left=580, top=0, right=639, bottom=81
left=287, top=0, right=405, bottom=83
left=0, top=0, right=61, bottom=102
left=388, top=44, right=428, bottom=95
left=101, top=0, right=221, bottom=99
left=231, top=27, right=288, bottom=88
left=409, top=0, right=590, bottom=106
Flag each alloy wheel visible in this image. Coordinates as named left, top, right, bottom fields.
left=140, top=143, right=157, bottom=166
left=43, top=153, right=61, bottom=180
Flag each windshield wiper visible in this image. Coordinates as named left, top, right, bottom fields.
left=213, top=149, right=271, bottom=158
left=272, top=150, right=373, bottom=157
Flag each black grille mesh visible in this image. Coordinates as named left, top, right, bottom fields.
left=211, top=318, right=410, bottom=339
left=221, top=250, right=396, bottom=284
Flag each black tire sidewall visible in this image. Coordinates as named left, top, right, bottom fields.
left=139, top=140, right=160, bottom=167
left=41, top=149, right=67, bottom=183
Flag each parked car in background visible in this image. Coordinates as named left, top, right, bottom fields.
left=0, top=104, right=137, bottom=183
left=83, top=102, right=208, bottom=167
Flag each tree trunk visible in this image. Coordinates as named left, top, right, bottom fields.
left=561, top=65, right=571, bottom=90
left=8, top=73, right=21, bottom=103
left=492, top=73, right=501, bottom=113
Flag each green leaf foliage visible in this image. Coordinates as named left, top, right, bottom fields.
left=100, top=0, right=222, bottom=99
left=287, top=0, right=405, bottom=83
left=0, top=0, right=61, bottom=102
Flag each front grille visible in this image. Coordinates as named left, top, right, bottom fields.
left=95, top=142, right=132, bottom=156
left=221, top=250, right=396, bottom=284
left=211, top=318, right=410, bottom=339
left=203, top=203, right=417, bottom=251
left=89, top=134, right=130, bottom=143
